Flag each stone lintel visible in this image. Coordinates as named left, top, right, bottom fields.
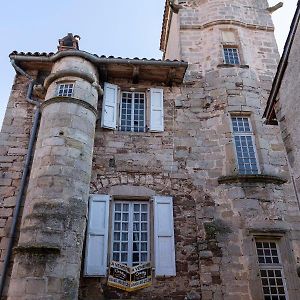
left=217, top=174, right=287, bottom=185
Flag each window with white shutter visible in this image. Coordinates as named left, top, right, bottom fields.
left=84, top=195, right=110, bottom=276
left=153, top=196, right=176, bottom=276
left=84, top=194, right=176, bottom=277
left=149, top=88, right=164, bottom=132
left=101, top=83, right=118, bottom=129
left=101, top=83, right=164, bottom=132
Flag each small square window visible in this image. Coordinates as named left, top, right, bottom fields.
left=57, top=83, right=74, bottom=97
left=223, top=47, right=240, bottom=65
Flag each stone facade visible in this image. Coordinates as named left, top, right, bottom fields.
left=0, top=1, right=300, bottom=299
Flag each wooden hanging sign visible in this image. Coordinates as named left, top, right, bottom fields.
left=107, top=261, right=152, bottom=292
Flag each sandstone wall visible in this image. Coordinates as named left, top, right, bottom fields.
left=0, top=72, right=37, bottom=296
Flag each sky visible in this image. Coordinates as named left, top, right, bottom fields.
left=0, top=0, right=298, bottom=127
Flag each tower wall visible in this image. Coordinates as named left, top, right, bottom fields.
left=7, top=57, right=99, bottom=299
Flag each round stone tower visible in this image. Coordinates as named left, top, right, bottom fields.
left=7, top=35, right=101, bottom=299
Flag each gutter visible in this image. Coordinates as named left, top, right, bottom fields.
left=9, top=50, right=188, bottom=68
left=263, top=1, right=300, bottom=123
left=0, top=61, right=42, bottom=297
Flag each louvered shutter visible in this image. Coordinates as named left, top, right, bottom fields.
left=154, top=196, right=176, bottom=276
left=149, top=88, right=164, bottom=132
left=101, top=82, right=118, bottom=129
left=84, top=194, right=110, bottom=276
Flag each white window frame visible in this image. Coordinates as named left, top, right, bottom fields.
left=118, top=91, right=146, bottom=132
left=231, top=115, right=260, bottom=175
left=110, top=200, right=151, bottom=267
left=223, top=46, right=241, bottom=65
left=255, top=239, right=289, bottom=300
left=57, top=82, right=75, bottom=97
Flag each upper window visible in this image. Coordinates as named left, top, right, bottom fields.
left=101, top=83, right=164, bottom=133
left=231, top=116, right=259, bottom=174
left=57, top=83, right=74, bottom=97
left=120, top=92, right=146, bottom=132
left=223, top=47, right=240, bottom=65
left=255, top=240, right=288, bottom=300
left=84, top=194, right=176, bottom=277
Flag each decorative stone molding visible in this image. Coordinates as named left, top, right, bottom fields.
left=41, top=96, right=98, bottom=116
left=218, top=174, right=287, bottom=185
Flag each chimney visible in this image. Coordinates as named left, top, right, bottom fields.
left=57, top=33, right=80, bottom=51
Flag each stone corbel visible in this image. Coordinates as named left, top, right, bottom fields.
left=169, top=0, right=182, bottom=14
left=267, top=2, right=283, bottom=14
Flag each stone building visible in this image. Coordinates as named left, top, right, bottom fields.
left=264, top=1, right=300, bottom=227
left=0, top=0, right=300, bottom=299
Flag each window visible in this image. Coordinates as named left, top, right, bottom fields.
left=255, top=240, right=288, bottom=300
left=223, top=47, right=240, bottom=65
left=84, top=195, right=176, bottom=277
left=112, top=201, right=150, bottom=266
left=57, top=83, right=74, bottom=97
left=120, top=92, right=146, bottom=132
left=231, top=116, right=259, bottom=174
left=101, top=82, right=164, bottom=132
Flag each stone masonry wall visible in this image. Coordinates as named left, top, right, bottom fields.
left=274, top=20, right=300, bottom=210
left=79, top=67, right=300, bottom=299
left=0, top=72, right=37, bottom=296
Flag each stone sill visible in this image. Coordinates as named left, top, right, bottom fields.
left=14, top=243, right=61, bottom=255
left=217, top=64, right=249, bottom=69
left=218, top=174, right=287, bottom=185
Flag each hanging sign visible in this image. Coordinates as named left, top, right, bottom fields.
left=107, top=261, right=152, bottom=292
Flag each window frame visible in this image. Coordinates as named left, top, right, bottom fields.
left=230, top=115, right=260, bottom=175
left=109, top=199, right=152, bottom=268
left=223, top=46, right=241, bottom=65
left=255, top=238, right=289, bottom=300
left=57, top=82, right=75, bottom=97
left=118, top=91, right=147, bottom=133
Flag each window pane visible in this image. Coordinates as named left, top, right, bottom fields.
left=112, top=201, right=149, bottom=267
left=231, top=116, right=258, bottom=174
left=223, top=47, right=240, bottom=64
left=256, top=240, right=287, bottom=299
left=57, top=83, right=74, bottom=97
left=120, top=92, right=145, bottom=132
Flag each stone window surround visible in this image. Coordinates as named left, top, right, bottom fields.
left=247, top=230, right=300, bottom=300
left=230, top=113, right=261, bottom=175
left=255, top=238, right=288, bottom=299
left=223, top=46, right=241, bottom=65
left=56, top=80, right=76, bottom=97
left=220, top=28, right=244, bottom=66
left=108, top=186, right=155, bottom=269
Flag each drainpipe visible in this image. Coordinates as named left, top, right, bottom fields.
left=0, top=60, right=41, bottom=297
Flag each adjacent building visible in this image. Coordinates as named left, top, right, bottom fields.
left=0, top=0, right=300, bottom=299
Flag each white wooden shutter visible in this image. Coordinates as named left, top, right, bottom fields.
left=149, top=88, right=164, bottom=132
left=101, top=82, right=118, bottom=129
left=84, top=194, right=110, bottom=276
left=154, top=196, right=176, bottom=276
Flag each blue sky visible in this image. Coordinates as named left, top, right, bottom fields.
left=0, top=0, right=297, bottom=127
